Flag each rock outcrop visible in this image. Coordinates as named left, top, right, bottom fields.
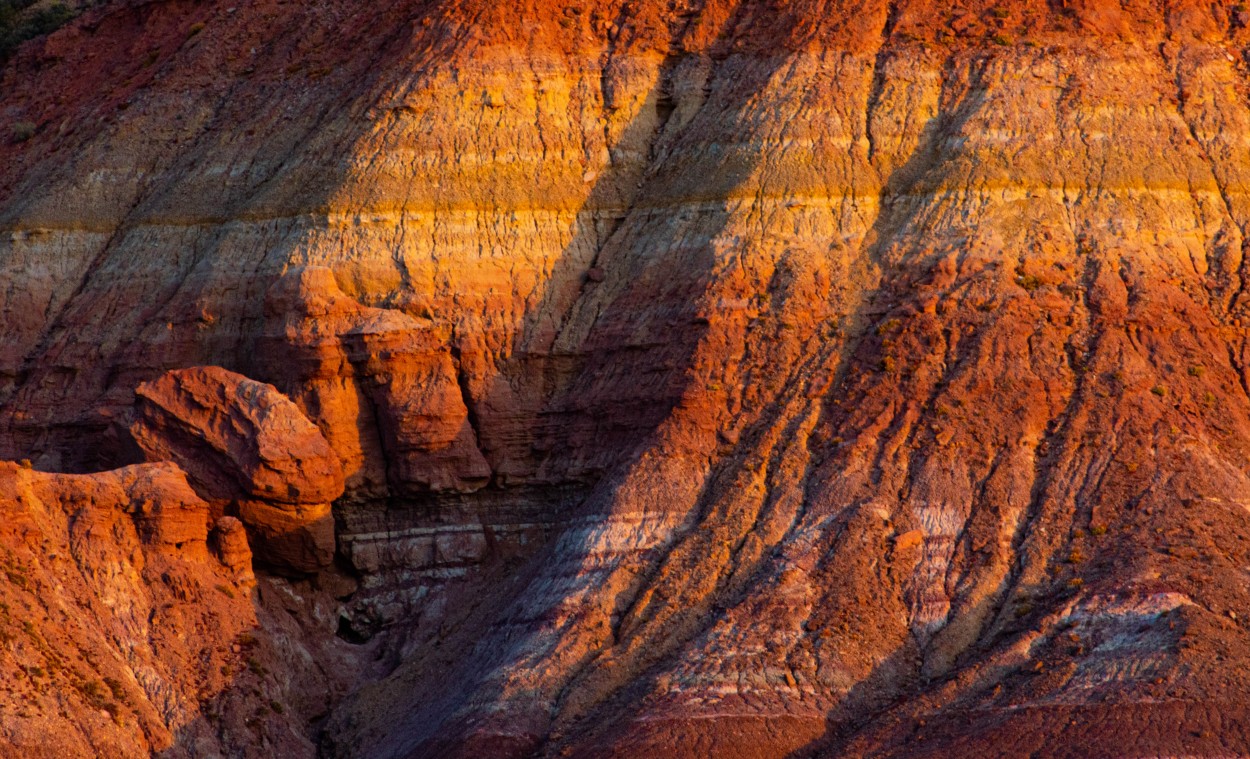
left=8, top=0, right=1250, bottom=758
left=0, top=461, right=255, bottom=756
left=0, top=461, right=372, bottom=759
left=258, top=265, right=490, bottom=499
left=131, top=367, right=343, bottom=573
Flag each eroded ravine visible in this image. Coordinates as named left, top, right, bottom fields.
left=8, top=1, right=1250, bottom=758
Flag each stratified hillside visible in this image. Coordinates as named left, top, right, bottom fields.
left=7, top=1, right=1250, bottom=757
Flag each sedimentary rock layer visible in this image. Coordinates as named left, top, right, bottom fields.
left=7, top=0, right=1250, bottom=757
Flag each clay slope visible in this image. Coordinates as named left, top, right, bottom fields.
left=8, top=0, right=1250, bottom=757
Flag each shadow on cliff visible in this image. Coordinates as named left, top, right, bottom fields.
left=779, top=50, right=1027, bottom=759
left=0, top=0, right=518, bottom=754
left=321, top=2, right=945, bottom=758
left=494, top=16, right=1007, bottom=759
left=546, top=34, right=1004, bottom=759
left=0, top=0, right=456, bottom=472
left=139, top=1, right=750, bottom=755
left=0, top=0, right=1011, bottom=756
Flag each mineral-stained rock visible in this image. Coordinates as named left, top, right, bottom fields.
left=11, top=0, right=1250, bottom=757
left=131, top=367, right=342, bottom=572
left=257, top=266, right=491, bottom=498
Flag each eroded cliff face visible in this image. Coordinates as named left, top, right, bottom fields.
left=0, top=434, right=371, bottom=758
left=7, top=0, right=1250, bottom=757
left=0, top=461, right=325, bottom=757
left=131, top=366, right=345, bottom=573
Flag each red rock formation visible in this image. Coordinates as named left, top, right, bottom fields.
left=0, top=461, right=254, bottom=756
left=258, top=265, right=490, bottom=498
left=7, top=1, right=1250, bottom=758
left=131, top=367, right=343, bottom=573
left=132, top=366, right=344, bottom=505
left=0, top=461, right=373, bottom=758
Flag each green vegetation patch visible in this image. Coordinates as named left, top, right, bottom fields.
left=1, top=1, right=80, bottom=63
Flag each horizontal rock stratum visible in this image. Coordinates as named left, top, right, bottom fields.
left=6, top=0, right=1250, bottom=757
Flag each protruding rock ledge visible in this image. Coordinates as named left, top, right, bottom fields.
left=131, top=366, right=343, bottom=574
left=258, top=266, right=491, bottom=499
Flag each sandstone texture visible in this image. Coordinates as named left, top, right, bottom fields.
left=132, top=366, right=343, bottom=573
left=0, top=461, right=374, bottom=758
left=6, top=0, right=1250, bottom=757
left=0, top=461, right=254, bottom=757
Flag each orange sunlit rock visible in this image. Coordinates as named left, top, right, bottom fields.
left=5, top=0, right=1250, bottom=757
